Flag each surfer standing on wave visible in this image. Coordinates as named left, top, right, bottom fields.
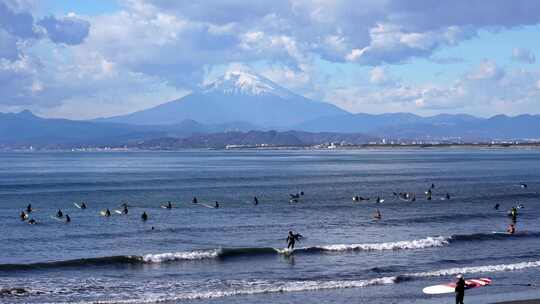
left=455, top=274, right=465, bottom=304
left=286, top=230, right=303, bottom=249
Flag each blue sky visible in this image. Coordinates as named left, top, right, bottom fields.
left=2, top=0, right=540, bottom=119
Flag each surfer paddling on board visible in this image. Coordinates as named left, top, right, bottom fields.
left=286, top=230, right=303, bottom=249
left=455, top=274, right=466, bottom=304
left=141, top=211, right=148, bottom=221
left=56, top=209, right=63, bottom=218
left=507, top=223, right=516, bottom=234
left=254, top=196, right=259, bottom=205
left=192, top=197, right=198, bottom=204
left=80, top=202, right=87, bottom=209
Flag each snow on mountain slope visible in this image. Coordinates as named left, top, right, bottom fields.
left=201, top=70, right=292, bottom=98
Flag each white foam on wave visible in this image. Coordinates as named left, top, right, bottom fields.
left=318, top=236, right=449, bottom=252
left=142, top=249, right=221, bottom=263
left=53, top=277, right=398, bottom=304
left=31, top=260, right=540, bottom=304
left=406, top=260, right=540, bottom=278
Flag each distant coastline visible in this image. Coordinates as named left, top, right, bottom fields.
left=2, top=142, right=540, bottom=152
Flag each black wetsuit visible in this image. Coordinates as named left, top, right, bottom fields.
left=254, top=197, right=259, bottom=205
left=105, top=209, right=111, bottom=217
left=192, top=197, right=198, bottom=204
left=455, top=278, right=465, bottom=304
left=141, top=212, right=148, bottom=221
left=287, top=233, right=302, bottom=249
left=65, top=215, right=71, bottom=223
left=81, top=203, right=87, bottom=209
left=56, top=210, right=63, bottom=218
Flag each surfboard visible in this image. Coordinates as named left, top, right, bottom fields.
left=74, top=203, right=84, bottom=209
left=114, top=210, right=124, bottom=215
left=423, top=278, right=492, bottom=294
left=277, top=248, right=295, bottom=255
left=100, top=210, right=110, bottom=217
left=160, top=205, right=172, bottom=209
left=200, top=203, right=217, bottom=209
left=49, top=215, right=65, bottom=222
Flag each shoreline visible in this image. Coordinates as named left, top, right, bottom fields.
left=493, top=300, right=540, bottom=304
left=2, top=143, right=540, bottom=152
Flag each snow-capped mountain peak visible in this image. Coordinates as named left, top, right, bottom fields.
left=201, top=70, right=292, bottom=98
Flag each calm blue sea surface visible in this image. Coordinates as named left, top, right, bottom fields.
left=1, top=149, right=540, bottom=304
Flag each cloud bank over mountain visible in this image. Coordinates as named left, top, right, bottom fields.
left=1, top=0, right=540, bottom=118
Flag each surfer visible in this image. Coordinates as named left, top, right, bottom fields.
left=80, top=202, right=87, bottom=209
left=376, top=196, right=382, bottom=203
left=507, top=223, right=516, bottom=234
left=20, top=211, right=27, bottom=221
left=286, top=230, right=302, bottom=249
left=426, top=189, right=432, bottom=200
left=445, top=193, right=451, bottom=200
left=509, top=207, right=518, bottom=221
left=254, top=196, right=259, bottom=205
left=192, top=197, right=198, bottom=204
left=56, top=209, right=63, bottom=218
left=374, top=209, right=382, bottom=220
left=494, top=203, right=500, bottom=210
left=431, top=183, right=435, bottom=189
left=455, top=274, right=465, bottom=304
left=105, top=208, right=111, bottom=217
left=214, top=201, right=220, bottom=208
left=122, top=205, right=129, bottom=214
left=519, top=183, right=527, bottom=188
left=141, top=211, right=148, bottom=221
left=166, top=201, right=172, bottom=209
left=26, top=204, right=32, bottom=213
left=65, top=214, right=71, bottom=223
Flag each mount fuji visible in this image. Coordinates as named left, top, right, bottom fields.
left=99, top=71, right=348, bottom=127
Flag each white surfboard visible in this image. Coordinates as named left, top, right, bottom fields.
left=49, top=216, right=65, bottom=222
left=200, top=203, right=217, bottom=209
left=276, top=248, right=295, bottom=255
left=423, top=278, right=491, bottom=294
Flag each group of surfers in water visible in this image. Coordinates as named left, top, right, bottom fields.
left=17, top=183, right=526, bottom=239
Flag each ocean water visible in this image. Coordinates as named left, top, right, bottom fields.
left=1, top=149, right=540, bottom=304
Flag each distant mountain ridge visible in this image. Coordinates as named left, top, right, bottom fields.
left=3, top=70, right=540, bottom=148
left=97, top=70, right=348, bottom=127
left=2, top=110, right=540, bottom=148
left=295, top=112, right=540, bottom=140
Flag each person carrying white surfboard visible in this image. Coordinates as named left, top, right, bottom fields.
left=455, top=274, right=465, bottom=304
